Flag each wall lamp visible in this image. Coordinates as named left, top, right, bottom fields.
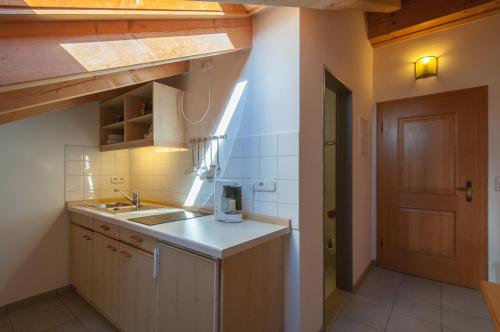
left=415, top=56, right=438, bottom=79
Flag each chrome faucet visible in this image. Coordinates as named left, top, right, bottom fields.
left=114, top=189, right=140, bottom=206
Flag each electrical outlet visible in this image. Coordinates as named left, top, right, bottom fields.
left=111, top=176, right=125, bottom=184
left=253, top=180, right=276, bottom=192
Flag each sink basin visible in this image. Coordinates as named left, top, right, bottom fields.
left=91, top=202, right=166, bottom=214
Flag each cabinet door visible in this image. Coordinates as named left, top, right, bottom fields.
left=69, top=224, right=93, bottom=301
left=158, top=243, right=219, bottom=332
left=92, top=232, right=120, bottom=324
left=118, top=243, right=157, bottom=332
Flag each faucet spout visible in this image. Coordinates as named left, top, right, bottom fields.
left=114, top=189, right=140, bottom=206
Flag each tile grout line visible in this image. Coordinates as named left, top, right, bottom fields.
left=384, top=274, right=403, bottom=331
left=57, top=295, right=90, bottom=332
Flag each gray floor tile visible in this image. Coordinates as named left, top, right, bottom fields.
left=328, top=316, right=381, bottom=332
left=393, top=292, right=441, bottom=325
left=341, top=296, right=391, bottom=330
left=354, top=273, right=400, bottom=309
left=443, top=307, right=494, bottom=332
left=45, top=319, right=88, bottom=332
left=442, top=283, right=490, bottom=319
left=57, top=292, right=82, bottom=305
left=65, top=300, right=117, bottom=332
left=7, top=296, right=62, bottom=323
left=11, top=305, right=73, bottom=332
left=398, top=275, right=441, bottom=306
left=0, top=313, right=10, bottom=328
left=386, top=312, right=441, bottom=332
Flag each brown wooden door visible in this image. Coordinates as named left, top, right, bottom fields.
left=377, top=87, right=488, bottom=288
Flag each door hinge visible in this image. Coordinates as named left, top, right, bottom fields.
left=380, top=240, right=384, bottom=248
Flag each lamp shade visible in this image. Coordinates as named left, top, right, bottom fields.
left=415, top=56, right=438, bottom=79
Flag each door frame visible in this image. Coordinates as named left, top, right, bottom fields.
left=376, top=86, right=488, bottom=286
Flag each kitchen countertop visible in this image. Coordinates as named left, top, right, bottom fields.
left=67, top=203, right=290, bottom=259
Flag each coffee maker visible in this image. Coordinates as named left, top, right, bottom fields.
left=215, top=180, right=243, bottom=223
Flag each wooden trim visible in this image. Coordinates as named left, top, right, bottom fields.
left=376, top=86, right=489, bottom=287
left=480, top=281, right=500, bottom=331
left=0, top=62, right=189, bottom=116
left=367, top=0, right=500, bottom=47
left=243, top=213, right=291, bottom=227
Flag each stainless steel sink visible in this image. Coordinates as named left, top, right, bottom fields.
left=91, top=202, right=166, bottom=214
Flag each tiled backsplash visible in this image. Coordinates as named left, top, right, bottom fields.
left=65, top=131, right=299, bottom=229
left=65, top=146, right=129, bottom=201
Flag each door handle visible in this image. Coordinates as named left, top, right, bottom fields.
left=457, top=180, right=473, bottom=202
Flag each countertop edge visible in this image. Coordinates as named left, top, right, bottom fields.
left=67, top=205, right=290, bottom=259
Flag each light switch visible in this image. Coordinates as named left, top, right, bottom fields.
left=495, top=177, right=500, bottom=192
left=253, top=180, right=276, bottom=192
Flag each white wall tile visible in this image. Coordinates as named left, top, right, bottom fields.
left=278, top=155, right=299, bottom=180
left=259, top=134, right=278, bottom=157
left=220, top=158, right=242, bottom=179
left=278, top=203, right=299, bottom=229
left=278, top=132, right=299, bottom=156
left=115, top=149, right=129, bottom=162
left=100, top=161, right=115, bottom=176
left=219, top=138, right=241, bottom=159
left=100, top=189, right=115, bottom=198
left=100, top=176, right=115, bottom=189
left=241, top=136, right=259, bottom=157
left=84, top=190, right=99, bottom=200
left=242, top=199, right=256, bottom=213
left=242, top=157, right=259, bottom=179
left=65, top=161, right=83, bottom=176
left=83, top=147, right=100, bottom=162
left=65, top=176, right=83, bottom=192
left=259, top=188, right=278, bottom=203
left=83, top=161, right=100, bottom=176
left=65, top=146, right=83, bottom=161
left=101, top=151, right=116, bottom=162
left=259, top=201, right=278, bottom=217
left=84, top=176, right=100, bottom=191
left=65, top=191, right=83, bottom=201
left=116, top=162, right=129, bottom=176
left=278, top=180, right=299, bottom=205
left=260, top=157, right=278, bottom=179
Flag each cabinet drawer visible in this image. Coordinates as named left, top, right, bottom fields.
left=119, top=227, right=157, bottom=253
left=93, top=219, right=119, bottom=239
left=70, top=212, right=93, bottom=229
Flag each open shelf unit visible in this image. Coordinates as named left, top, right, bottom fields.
left=99, top=82, right=186, bottom=151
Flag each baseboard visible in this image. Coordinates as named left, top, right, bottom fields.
left=4, top=285, right=73, bottom=312
left=353, top=260, right=375, bottom=290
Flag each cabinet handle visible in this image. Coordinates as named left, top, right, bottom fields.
left=83, top=235, right=92, bottom=241
left=130, top=235, right=143, bottom=243
left=100, top=225, right=110, bottom=231
left=120, top=250, right=132, bottom=258
left=107, top=245, right=117, bottom=252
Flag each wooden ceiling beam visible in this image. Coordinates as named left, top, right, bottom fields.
left=367, top=0, right=500, bottom=47
left=0, top=61, right=189, bottom=116
left=192, top=0, right=401, bottom=12
left=0, top=17, right=252, bottom=90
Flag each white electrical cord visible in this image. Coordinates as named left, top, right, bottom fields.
left=178, top=68, right=212, bottom=125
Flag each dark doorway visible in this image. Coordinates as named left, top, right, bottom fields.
left=323, top=68, right=353, bottom=328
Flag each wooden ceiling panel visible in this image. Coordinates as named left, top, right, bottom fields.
left=0, top=18, right=252, bottom=91
left=367, top=0, right=500, bottom=47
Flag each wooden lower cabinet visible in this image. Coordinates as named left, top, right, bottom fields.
left=92, top=232, right=120, bottom=324
left=69, top=224, right=93, bottom=301
left=157, top=243, right=219, bottom=332
left=118, top=243, right=157, bottom=332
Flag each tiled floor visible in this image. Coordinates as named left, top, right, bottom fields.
left=0, top=290, right=116, bottom=332
left=327, top=268, right=495, bottom=332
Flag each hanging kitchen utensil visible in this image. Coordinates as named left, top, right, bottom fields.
left=184, top=140, right=197, bottom=175
left=197, top=138, right=209, bottom=179
left=206, top=138, right=216, bottom=181
left=216, top=136, right=221, bottom=176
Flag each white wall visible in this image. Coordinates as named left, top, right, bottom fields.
left=299, top=9, right=374, bottom=332
left=0, top=103, right=99, bottom=306
left=373, top=15, right=500, bottom=282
